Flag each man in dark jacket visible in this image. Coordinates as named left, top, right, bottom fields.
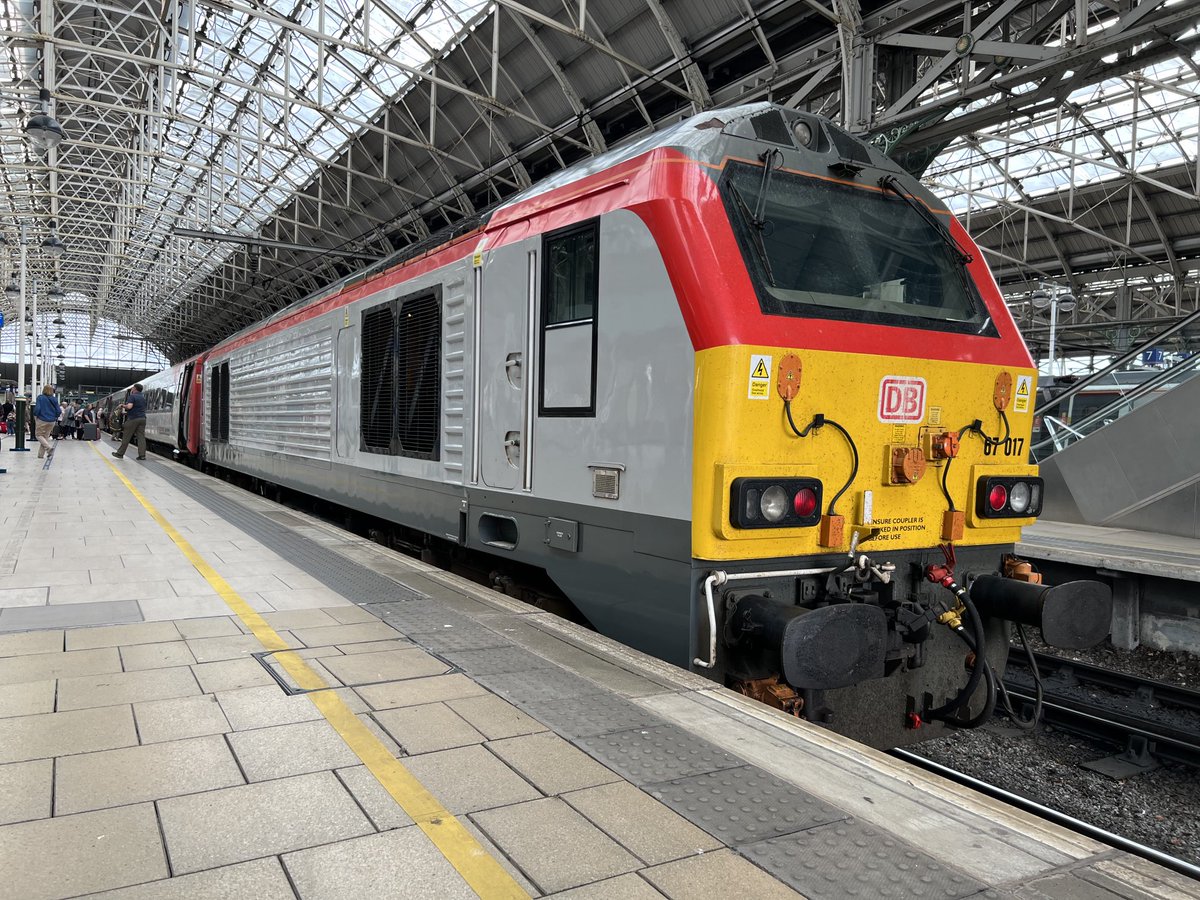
left=112, top=384, right=148, bottom=460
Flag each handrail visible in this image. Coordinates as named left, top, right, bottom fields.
left=1034, top=306, right=1200, bottom=416
left=1032, top=355, right=1200, bottom=455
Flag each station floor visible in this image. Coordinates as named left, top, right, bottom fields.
left=0, top=432, right=1195, bottom=900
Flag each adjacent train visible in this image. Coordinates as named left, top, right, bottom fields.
left=103, top=103, right=1111, bottom=747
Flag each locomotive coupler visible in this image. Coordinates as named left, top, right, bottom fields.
left=969, top=574, right=1113, bottom=649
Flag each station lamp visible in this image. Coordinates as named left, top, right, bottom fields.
left=41, top=221, right=65, bottom=258
left=24, top=88, right=65, bottom=152
left=52, top=313, right=65, bottom=325
left=3, top=280, right=17, bottom=299
left=47, top=284, right=65, bottom=302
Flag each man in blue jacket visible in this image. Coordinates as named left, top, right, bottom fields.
left=33, top=386, right=61, bottom=459
left=112, top=383, right=147, bottom=460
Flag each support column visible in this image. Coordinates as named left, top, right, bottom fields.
left=1099, top=569, right=1140, bottom=650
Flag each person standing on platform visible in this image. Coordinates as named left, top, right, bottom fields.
left=112, top=384, right=147, bottom=460
left=33, top=386, right=61, bottom=459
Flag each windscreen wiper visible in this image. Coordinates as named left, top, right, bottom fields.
left=878, top=175, right=973, bottom=266
left=727, top=179, right=777, bottom=286
left=753, top=149, right=784, bottom=228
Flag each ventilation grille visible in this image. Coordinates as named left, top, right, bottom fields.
left=360, top=303, right=395, bottom=451
left=396, top=294, right=441, bottom=460
left=590, top=466, right=620, bottom=500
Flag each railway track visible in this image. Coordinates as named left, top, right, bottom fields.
left=891, top=749, right=1200, bottom=882
left=1002, top=650, right=1200, bottom=770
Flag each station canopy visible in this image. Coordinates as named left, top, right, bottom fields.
left=0, top=0, right=1196, bottom=366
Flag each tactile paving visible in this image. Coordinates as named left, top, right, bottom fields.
left=362, top=602, right=475, bottom=635
left=522, top=692, right=664, bottom=739
left=645, top=765, right=847, bottom=846
left=439, top=646, right=557, bottom=675
left=148, top=462, right=428, bottom=606
left=408, top=622, right=513, bottom=653
left=575, top=724, right=744, bottom=785
left=739, top=819, right=987, bottom=900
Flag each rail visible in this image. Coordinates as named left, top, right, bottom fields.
left=1002, top=652, right=1200, bottom=769
left=891, top=749, right=1200, bottom=882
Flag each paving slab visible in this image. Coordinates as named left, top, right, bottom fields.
left=471, top=797, right=641, bottom=894
left=641, top=849, right=802, bottom=899
left=0, top=758, right=52, bottom=825
left=404, top=744, right=542, bottom=814
left=282, top=827, right=478, bottom=900
left=227, top=718, right=362, bottom=781
left=373, top=703, right=486, bottom=755
left=286, top=621, right=405, bottom=646
left=65, top=621, right=181, bottom=651
left=258, top=608, right=344, bottom=631
left=0, top=630, right=63, bottom=657
left=0, top=646, right=122, bottom=685
left=158, top=771, right=374, bottom=874
left=563, top=781, right=722, bottom=865
left=57, top=665, right=201, bottom=711
left=314, top=646, right=449, bottom=686
left=0, top=803, right=168, bottom=900
left=55, top=734, right=245, bottom=815
left=77, top=857, right=297, bottom=899
left=337, top=638, right=413, bottom=655
left=192, top=657, right=276, bottom=692
left=547, top=873, right=665, bottom=899
left=0, top=679, right=56, bottom=719
left=185, top=633, right=281, bottom=662
left=488, top=731, right=621, bottom=796
left=171, top=616, right=241, bottom=639
left=335, top=764, right=415, bottom=830
left=447, top=693, right=546, bottom=740
left=133, top=694, right=231, bottom=744
left=0, top=585, right=51, bottom=607
left=355, top=672, right=487, bottom=710
left=0, top=705, right=138, bottom=764
left=215, top=683, right=325, bottom=731
left=327, top=604, right=392, bottom=625
left=118, top=641, right=197, bottom=671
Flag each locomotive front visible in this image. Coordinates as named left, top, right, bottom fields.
left=685, top=107, right=1111, bottom=747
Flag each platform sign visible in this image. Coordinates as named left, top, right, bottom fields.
left=748, top=354, right=772, bottom=399
left=1014, top=374, right=1033, bottom=413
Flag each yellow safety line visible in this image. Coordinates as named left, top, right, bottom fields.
left=93, top=446, right=528, bottom=899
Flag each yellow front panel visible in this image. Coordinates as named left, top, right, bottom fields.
left=692, top=346, right=1039, bottom=561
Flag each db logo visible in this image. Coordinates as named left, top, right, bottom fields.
left=878, top=377, right=926, bottom=423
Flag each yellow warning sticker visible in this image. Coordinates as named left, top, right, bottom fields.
left=1014, top=374, right=1033, bottom=414
left=891, top=424, right=907, bottom=443
left=748, top=354, right=772, bottom=400
left=928, top=406, right=942, bottom=426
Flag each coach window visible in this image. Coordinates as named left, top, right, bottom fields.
left=540, top=219, right=598, bottom=416
left=360, top=290, right=442, bottom=460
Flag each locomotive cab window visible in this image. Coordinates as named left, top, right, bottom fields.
left=359, top=290, right=442, bottom=460
left=540, top=219, right=599, bottom=416
left=721, top=161, right=996, bottom=336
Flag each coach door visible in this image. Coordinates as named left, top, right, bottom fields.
left=477, top=243, right=536, bottom=490
left=177, top=362, right=194, bottom=449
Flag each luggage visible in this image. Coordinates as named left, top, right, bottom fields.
left=82, top=423, right=98, bottom=441
left=51, top=423, right=66, bottom=439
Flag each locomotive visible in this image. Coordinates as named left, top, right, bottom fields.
left=106, top=103, right=1111, bottom=747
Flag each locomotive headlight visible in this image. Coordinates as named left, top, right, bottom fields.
left=760, top=486, right=789, bottom=522
left=793, top=120, right=814, bottom=148
left=730, top=478, right=823, bottom=529
left=1008, top=481, right=1032, bottom=514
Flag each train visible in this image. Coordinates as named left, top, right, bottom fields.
left=101, top=103, right=1112, bottom=747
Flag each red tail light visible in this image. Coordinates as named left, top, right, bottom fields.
left=793, top=487, right=818, bottom=518
left=988, top=484, right=1008, bottom=511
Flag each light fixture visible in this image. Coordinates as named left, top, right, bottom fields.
left=52, top=313, right=65, bottom=325
left=54, top=331, right=64, bottom=339
left=1056, top=292, right=1077, bottom=314
left=1029, top=288, right=1051, bottom=310
left=55, top=342, right=64, bottom=350
left=41, top=220, right=65, bottom=258
left=47, top=284, right=65, bottom=301
left=24, top=88, right=65, bottom=152
left=3, top=280, right=17, bottom=299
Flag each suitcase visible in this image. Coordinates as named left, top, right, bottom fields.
left=51, top=423, right=66, bottom=439
left=82, top=423, right=98, bottom=441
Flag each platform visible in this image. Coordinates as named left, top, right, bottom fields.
left=0, top=433, right=1193, bottom=900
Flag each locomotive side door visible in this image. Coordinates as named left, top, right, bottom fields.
left=177, top=362, right=194, bottom=450
left=477, top=242, right=536, bottom=490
